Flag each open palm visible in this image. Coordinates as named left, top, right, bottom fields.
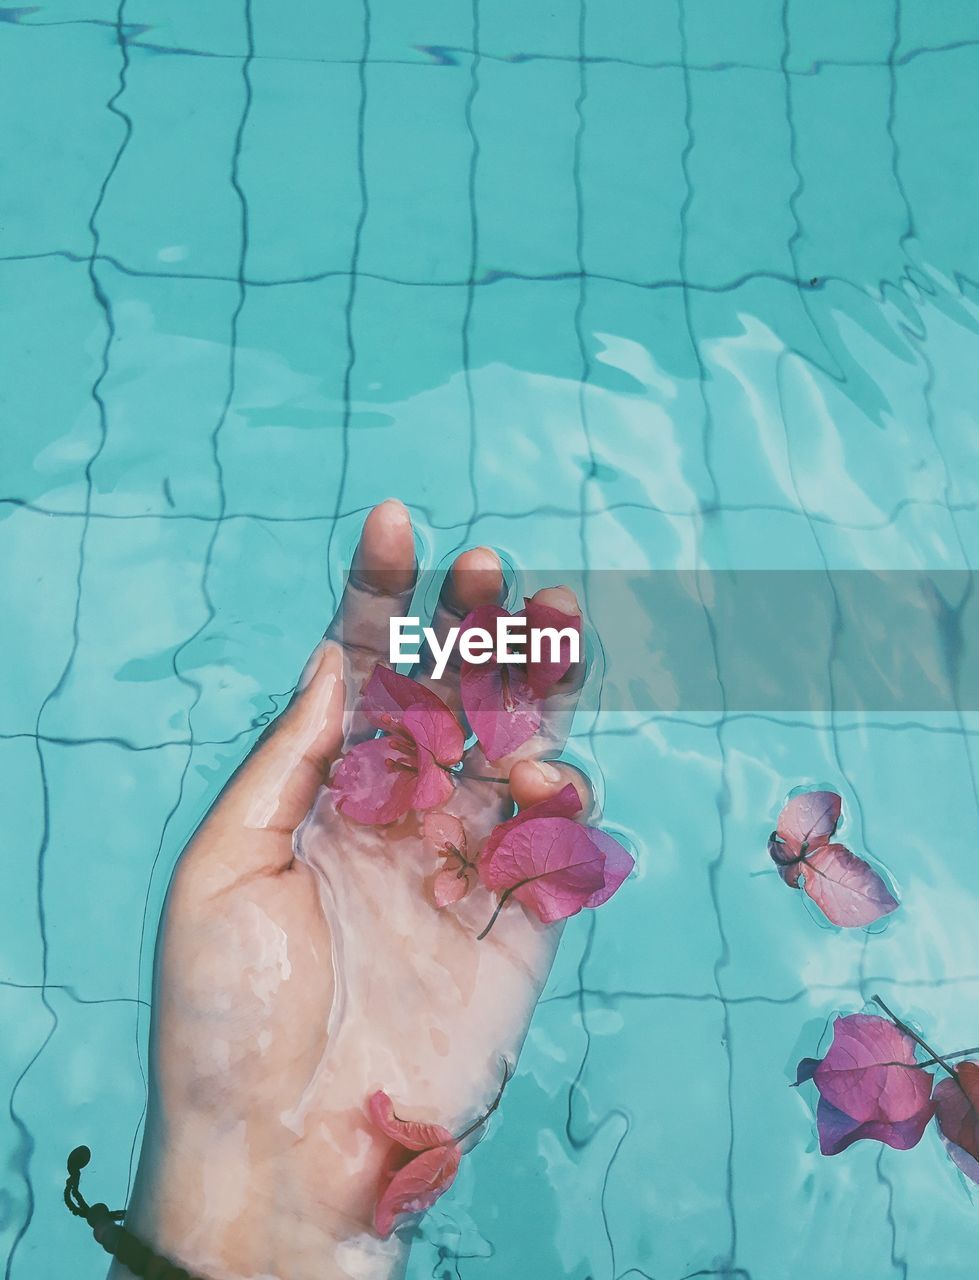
left=117, top=502, right=596, bottom=1280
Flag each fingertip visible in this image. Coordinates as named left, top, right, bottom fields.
left=508, top=758, right=594, bottom=815
left=529, top=584, right=580, bottom=617
left=352, top=500, right=416, bottom=593
left=448, top=546, right=504, bottom=613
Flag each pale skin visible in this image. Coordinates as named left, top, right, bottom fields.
left=114, top=500, right=597, bottom=1280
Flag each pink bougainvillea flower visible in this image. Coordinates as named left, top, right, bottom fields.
left=935, top=1061, right=979, bottom=1186
left=800, top=1014, right=936, bottom=1155
left=477, top=783, right=634, bottom=935
left=768, top=788, right=898, bottom=927
left=367, top=1091, right=461, bottom=1238
left=331, top=666, right=464, bottom=825
left=460, top=599, right=582, bottom=761
left=423, top=811, right=477, bottom=908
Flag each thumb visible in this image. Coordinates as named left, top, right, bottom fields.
left=201, top=641, right=346, bottom=855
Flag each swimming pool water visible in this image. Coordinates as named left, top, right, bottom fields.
left=3, top=2, right=979, bottom=1277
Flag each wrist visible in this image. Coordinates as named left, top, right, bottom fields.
left=116, top=1130, right=407, bottom=1280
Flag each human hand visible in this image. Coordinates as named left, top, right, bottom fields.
left=117, top=501, right=597, bottom=1280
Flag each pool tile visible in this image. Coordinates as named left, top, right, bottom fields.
left=473, top=61, right=580, bottom=277
left=478, top=0, right=581, bottom=60
left=125, top=0, right=249, bottom=57
left=358, top=63, right=474, bottom=282
left=0, top=741, right=45, bottom=983
left=241, top=61, right=364, bottom=281
left=585, top=0, right=682, bottom=66
left=368, top=0, right=471, bottom=63
left=218, top=278, right=351, bottom=517
left=580, top=65, right=685, bottom=283
left=0, top=259, right=103, bottom=512
left=682, top=0, right=785, bottom=69
left=96, top=47, right=247, bottom=279
left=784, top=0, right=895, bottom=71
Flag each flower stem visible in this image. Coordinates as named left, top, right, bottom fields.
left=904, top=1047, right=979, bottom=1070
left=476, top=890, right=512, bottom=941
left=454, top=1061, right=512, bottom=1144
left=872, top=994, right=967, bottom=1094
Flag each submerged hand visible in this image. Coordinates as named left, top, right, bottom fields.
left=119, top=501, right=595, bottom=1280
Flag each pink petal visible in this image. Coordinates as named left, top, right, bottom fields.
left=816, top=1096, right=935, bottom=1155
left=582, top=828, right=635, bottom=908
left=410, top=747, right=455, bottom=811
left=331, top=739, right=416, bottom=825
left=423, top=812, right=467, bottom=860
left=367, top=1091, right=455, bottom=1152
left=480, top=783, right=583, bottom=863
left=521, top=597, right=582, bottom=697
left=814, top=1014, right=934, bottom=1124
left=362, top=665, right=456, bottom=733
left=769, top=833, right=805, bottom=887
left=433, top=863, right=476, bottom=908
left=373, top=1143, right=461, bottom=1239
left=777, top=790, right=842, bottom=855
left=944, top=1138, right=979, bottom=1186
left=934, top=1061, right=979, bottom=1165
left=801, top=844, right=899, bottom=927
left=461, top=661, right=540, bottom=761
left=401, top=702, right=464, bottom=768
left=480, top=816, right=608, bottom=924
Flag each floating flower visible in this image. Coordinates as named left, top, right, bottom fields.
left=331, top=666, right=464, bottom=825
left=368, top=1066, right=510, bottom=1237
left=797, top=1012, right=935, bottom=1155
left=768, top=788, right=898, bottom=927
left=935, top=1061, right=979, bottom=1186
left=423, top=812, right=477, bottom=908
left=460, top=599, right=581, bottom=761
left=477, top=784, right=633, bottom=937
left=367, top=1091, right=461, bottom=1238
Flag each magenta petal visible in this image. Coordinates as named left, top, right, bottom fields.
left=368, top=1091, right=455, bottom=1152
left=768, top=833, right=804, bottom=888
left=816, top=1096, right=935, bottom=1155
left=461, top=662, right=541, bottom=761
left=481, top=783, right=583, bottom=863
left=777, top=789, right=842, bottom=855
left=373, top=1143, right=461, bottom=1239
left=944, top=1139, right=979, bottom=1186
left=581, top=827, right=634, bottom=908
left=934, top=1062, right=979, bottom=1165
left=521, top=597, right=582, bottom=697
left=423, top=812, right=467, bottom=859
left=401, top=702, right=464, bottom=768
left=331, top=738, right=416, bottom=825
left=481, top=817, right=607, bottom=924
left=801, top=844, right=899, bottom=928
left=362, top=665, right=455, bottom=732
left=411, top=748, right=455, bottom=811
left=814, top=1014, right=934, bottom=1124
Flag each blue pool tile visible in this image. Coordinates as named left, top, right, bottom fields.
left=0, top=24, right=122, bottom=259
left=0, top=260, right=103, bottom=512
left=218, top=278, right=351, bottom=517
left=478, top=0, right=581, bottom=60
left=125, top=0, right=249, bottom=57
left=0, top=510, right=84, bottom=738
left=897, top=45, right=979, bottom=281
left=580, top=65, right=686, bottom=283
left=251, top=0, right=367, bottom=64
left=789, top=65, right=906, bottom=287
left=41, top=741, right=189, bottom=994
left=473, top=61, right=580, bottom=277
left=96, top=48, right=247, bottom=279
left=0, top=742, right=44, bottom=983
left=585, top=0, right=682, bottom=66
left=358, top=64, right=474, bottom=282
left=682, top=0, right=785, bottom=69
left=241, top=61, right=364, bottom=281
left=683, top=67, right=797, bottom=287
left=86, top=266, right=239, bottom=517
left=42, top=518, right=213, bottom=747
left=784, top=0, right=894, bottom=71
left=369, top=0, right=471, bottom=63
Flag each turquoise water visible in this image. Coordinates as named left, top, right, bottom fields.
left=3, top=1, right=979, bottom=1277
